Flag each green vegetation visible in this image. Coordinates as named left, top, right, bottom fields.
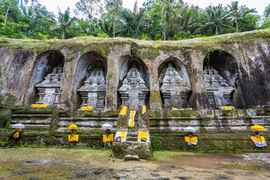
left=0, top=0, right=269, bottom=40
left=78, top=110, right=118, bottom=117
left=150, top=132, right=270, bottom=153
left=167, top=109, right=198, bottom=117
left=0, top=108, right=11, bottom=128
left=11, top=106, right=54, bottom=114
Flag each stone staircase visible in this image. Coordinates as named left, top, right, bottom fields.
left=10, top=110, right=118, bottom=134
left=112, top=108, right=152, bottom=160
left=57, top=116, right=118, bottom=132
left=11, top=112, right=52, bottom=132
left=126, top=130, right=138, bottom=142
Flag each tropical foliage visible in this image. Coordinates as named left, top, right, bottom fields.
left=0, top=0, right=269, bottom=40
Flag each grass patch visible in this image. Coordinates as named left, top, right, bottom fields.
left=0, top=148, right=111, bottom=162
left=153, top=151, right=196, bottom=161
left=222, top=162, right=267, bottom=171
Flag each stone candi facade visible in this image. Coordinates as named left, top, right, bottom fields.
left=35, top=67, right=63, bottom=105
left=1, top=30, right=270, bottom=111
left=77, top=68, right=106, bottom=109
left=118, top=66, right=149, bottom=109
left=160, top=63, right=191, bottom=108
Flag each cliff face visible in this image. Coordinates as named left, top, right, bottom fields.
left=0, top=29, right=270, bottom=110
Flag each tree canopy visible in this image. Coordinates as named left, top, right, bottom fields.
left=0, top=0, right=269, bottom=40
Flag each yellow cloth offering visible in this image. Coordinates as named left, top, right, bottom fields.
left=13, top=131, right=20, bottom=139
left=68, top=134, right=79, bottom=143
left=141, top=105, right=147, bottom=114
left=222, top=105, right=235, bottom=111
left=250, top=124, right=266, bottom=132
left=68, top=123, right=78, bottom=130
left=250, top=135, right=267, bottom=148
left=138, top=130, right=150, bottom=142
left=184, top=135, right=198, bottom=146
left=115, top=131, right=127, bottom=142
left=80, top=105, right=94, bottom=112
left=31, top=104, right=49, bottom=109
left=119, top=105, right=128, bottom=116
left=129, top=110, right=136, bottom=128
left=102, top=134, right=114, bottom=143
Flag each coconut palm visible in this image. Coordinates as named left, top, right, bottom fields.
left=228, top=1, right=256, bottom=32
left=52, top=8, right=75, bottom=39
left=204, top=5, right=231, bottom=35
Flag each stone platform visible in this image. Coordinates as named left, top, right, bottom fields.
left=112, top=141, right=152, bottom=160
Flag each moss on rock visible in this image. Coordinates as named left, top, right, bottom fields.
left=0, top=108, right=11, bottom=128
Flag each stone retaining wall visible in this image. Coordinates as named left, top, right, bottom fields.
left=2, top=109, right=270, bottom=152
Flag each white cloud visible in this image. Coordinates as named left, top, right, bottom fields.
left=123, top=0, right=145, bottom=10
left=39, top=0, right=268, bottom=15
left=187, top=0, right=268, bottom=14
left=38, top=0, right=78, bottom=12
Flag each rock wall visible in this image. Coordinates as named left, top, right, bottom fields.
left=0, top=30, right=270, bottom=110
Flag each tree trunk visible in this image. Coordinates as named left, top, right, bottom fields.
left=113, top=16, right=116, bottom=38
left=235, top=19, right=239, bottom=32
left=215, top=26, right=219, bottom=35
left=4, top=6, right=10, bottom=26
left=62, top=27, right=66, bottom=39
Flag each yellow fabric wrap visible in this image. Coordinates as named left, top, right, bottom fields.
left=141, top=105, right=147, bottom=114
left=68, top=123, right=78, bottom=130
left=138, top=130, right=149, bottom=142
left=13, top=132, right=20, bottom=139
left=222, top=105, right=235, bottom=111
left=184, top=135, right=198, bottom=145
left=129, top=110, right=136, bottom=128
left=119, top=105, right=128, bottom=116
left=80, top=105, right=94, bottom=112
left=31, top=104, right=49, bottom=109
left=250, top=135, right=267, bottom=148
left=250, top=124, right=266, bottom=132
left=68, top=134, right=79, bottom=143
left=102, top=134, right=114, bottom=143
left=115, top=131, right=127, bottom=142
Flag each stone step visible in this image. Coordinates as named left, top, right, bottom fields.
left=127, top=131, right=137, bottom=136
left=59, top=117, right=118, bottom=121
left=13, top=124, right=50, bottom=130
left=126, top=136, right=137, bottom=142
left=11, top=119, right=51, bottom=124
left=12, top=114, right=52, bottom=118
left=124, top=155, right=140, bottom=161
left=57, top=127, right=105, bottom=132
left=58, top=121, right=117, bottom=128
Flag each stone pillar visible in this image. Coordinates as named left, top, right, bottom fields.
left=106, top=45, right=131, bottom=111
left=189, top=50, right=206, bottom=109
left=59, top=51, right=78, bottom=111
left=22, top=52, right=37, bottom=105
left=145, top=60, right=162, bottom=111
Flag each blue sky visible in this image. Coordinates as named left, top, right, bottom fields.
left=39, top=0, right=269, bottom=15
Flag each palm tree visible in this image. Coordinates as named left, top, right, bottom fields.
left=104, top=0, right=123, bottom=37
left=120, top=9, right=146, bottom=38
left=52, top=8, right=75, bottom=39
left=75, top=0, right=104, bottom=20
left=204, top=5, right=231, bottom=35
left=264, top=4, right=270, bottom=18
left=173, top=4, right=203, bottom=36
left=228, top=1, right=256, bottom=32
left=160, top=0, right=176, bottom=40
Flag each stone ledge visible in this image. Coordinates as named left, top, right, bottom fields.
left=112, top=142, right=152, bottom=160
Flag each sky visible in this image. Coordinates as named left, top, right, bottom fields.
left=39, top=0, right=269, bottom=15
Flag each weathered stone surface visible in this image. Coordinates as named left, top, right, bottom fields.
left=112, top=142, right=152, bottom=159
left=124, top=154, right=140, bottom=161
left=1, top=30, right=270, bottom=110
